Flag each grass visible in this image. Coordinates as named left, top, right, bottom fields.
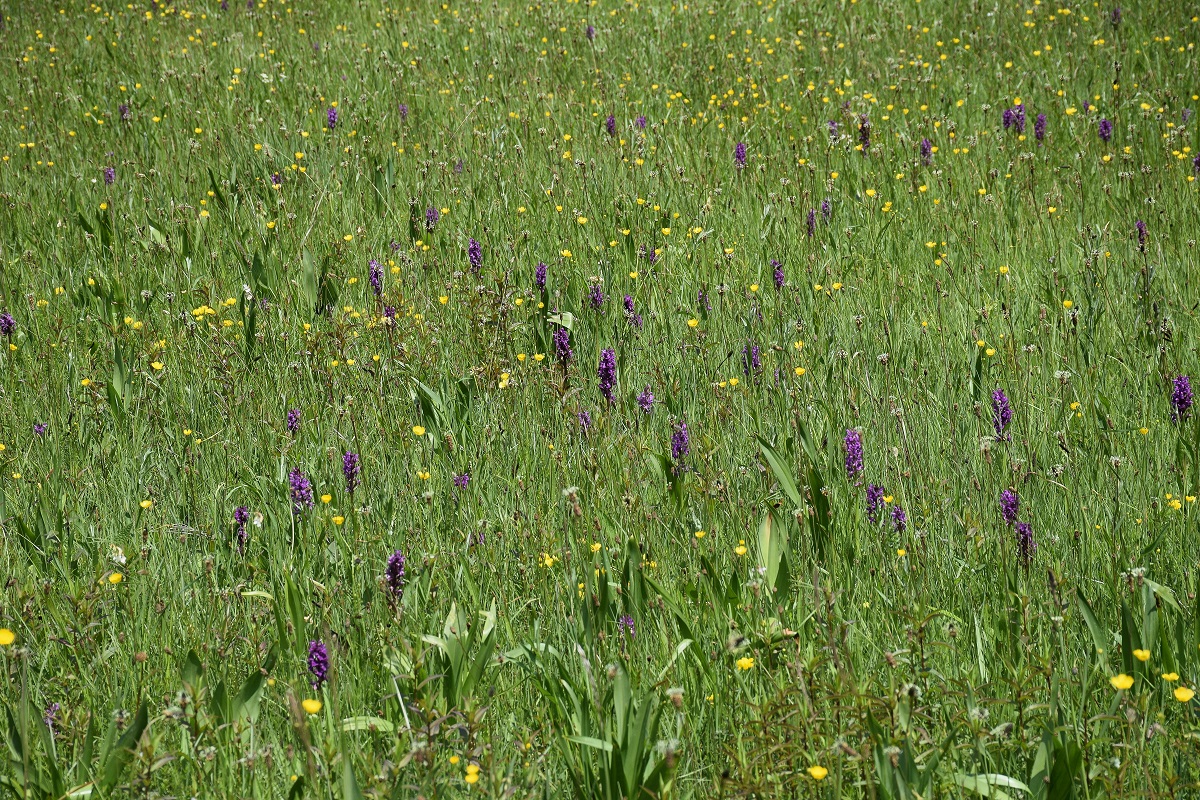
left=2, top=0, right=1200, bottom=797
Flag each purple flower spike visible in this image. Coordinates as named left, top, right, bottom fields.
left=385, top=550, right=406, bottom=604
left=343, top=451, right=361, bottom=494
left=844, top=429, right=863, bottom=483
left=597, top=348, right=617, bottom=404
left=992, top=389, right=1012, bottom=440
left=307, top=640, right=329, bottom=687
left=289, top=468, right=315, bottom=515
left=866, top=484, right=884, bottom=524
left=1015, top=521, right=1036, bottom=568
left=467, top=237, right=482, bottom=273
left=1171, top=375, right=1193, bottom=421
left=1000, top=489, right=1020, bottom=526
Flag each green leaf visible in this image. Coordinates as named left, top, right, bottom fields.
left=1076, top=588, right=1111, bottom=666
left=99, top=700, right=147, bottom=795
left=756, top=435, right=803, bottom=508
left=341, top=717, right=395, bottom=733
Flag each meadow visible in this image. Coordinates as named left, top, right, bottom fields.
left=1, top=0, right=1200, bottom=796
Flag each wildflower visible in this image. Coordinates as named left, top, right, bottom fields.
left=588, top=283, right=606, bottom=312
left=919, top=137, right=932, bottom=165
left=287, top=408, right=301, bottom=434
left=617, top=614, right=635, bottom=638
left=553, top=326, right=572, bottom=365
left=741, top=343, right=761, bottom=376
left=605, top=114, right=616, bottom=136
left=734, top=141, right=747, bottom=168
left=806, top=209, right=816, bottom=237
left=891, top=505, right=907, bottom=533
left=637, top=385, right=655, bottom=414
left=807, top=766, right=829, bottom=781
left=1015, top=520, right=1036, bottom=568
left=1172, top=376, right=1193, bottom=421
left=119, top=104, right=131, bottom=122
left=992, top=389, right=1012, bottom=440
left=1133, top=648, right=1151, bottom=662
left=858, top=114, right=871, bottom=154
left=820, top=197, right=832, bottom=220
left=302, top=698, right=323, bottom=714
left=1110, top=673, right=1133, bottom=690
left=453, top=473, right=470, bottom=491
left=1135, top=220, right=1147, bottom=253
left=827, top=120, right=839, bottom=140
left=1034, top=113, right=1047, bottom=143
left=104, top=166, right=116, bottom=185
left=866, top=484, right=885, bottom=524
left=597, top=348, right=617, bottom=404
left=1098, top=118, right=1113, bottom=142
left=1000, top=489, right=1019, bottom=526
left=623, top=295, right=643, bottom=329
left=535, top=262, right=547, bottom=291
left=735, top=656, right=754, bottom=671
left=234, top=505, right=250, bottom=553
left=308, top=640, right=329, bottom=687
left=1110, top=6, right=1121, bottom=26
left=844, top=429, right=863, bottom=483
left=398, top=103, right=409, bottom=121
left=343, top=451, right=361, bottom=494
left=33, top=423, right=47, bottom=437
left=385, top=550, right=406, bottom=604
left=327, top=107, right=337, bottom=129
left=271, top=173, right=282, bottom=186
left=467, top=237, right=483, bottom=273
left=0, top=311, right=14, bottom=337
left=0, top=629, right=13, bottom=646
left=289, top=468, right=315, bottom=514
left=635, top=115, right=647, bottom=129
left=367, top=259, right=383, bottom=297
left=771, top=259, right=785, bottom=289
left=671, top=421, right=690, bottom=464
left=578, top=410, right=593, bottom=432
left=1175, top=687, right=1196, bottom=703
left=425, top=206, right=440, bottom=231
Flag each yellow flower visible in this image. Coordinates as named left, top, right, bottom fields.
left=807, top=765, right=829, bottom=781
left=734, top=540, right=747, bottom=556
left=1163, top=672, right=1180, bottom=682
left=413, top=425, right=426, bottom=437
left=794, top=367, right=806, bottom=376
left=728, top=378, right=739, bottom=387
left=1110, top=674, right=1134, bottom=690
left=81, top=378, right=91, bottom=387
left=534, top=353, right=545, bottom=362
left=1175, top=686, right=1195, bottom=703
left=694, top=530, right=705, bottom=539
left=151, top=361, right=164, bottom=371
left=687, top=319, right=699, bottom=328
left=0, top=629, right=14, bottom=646
left=1062, top=299, right=1073, bottom=309
left=302, top=698, right=323, bottom=714
left=464, top=771, right=480, bottom=785
left=561, top=249, right=572, bottom=258
left=1139, top=427, right=1149, bottom=435
left=439, top=296, right=449, bottom=304
left=449, top=756, right=461, bottom=766
left=332, top=515, right=345, bottom=526
left=540, top=553, right=558, bottom=568
left=139, top=499, right=153, bottom=509
left=735, top=656, right=755, bottom=671
left=897, top=548, right=907, bottom=558
left=321, top=494, right=332, bottom=504
left=749, top=284, right=759, bottom=293
left=108, top=572, right=124, bottom=585
left=1133, top=649, right=1151, bottom=662
left=577, top=216, right=587, bottom=225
